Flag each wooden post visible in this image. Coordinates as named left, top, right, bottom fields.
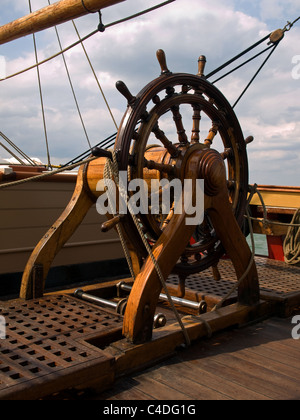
left=0, top=0, right=126, bottom=45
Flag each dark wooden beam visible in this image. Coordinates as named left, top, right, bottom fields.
left=0, top=0, right=126, bottom=45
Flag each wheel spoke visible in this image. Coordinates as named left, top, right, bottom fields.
left=221, top=147, right=233, bottom=160
left=115, top=57, right=248, bottom=280
left=152, top=122, right=180, bottom=157
left=204, top=121, right=219, bottom=147
left=144, top=158, right=175, bottom=175
left=171, top=105, right=188, bottom=144
left=191, top=104, right=201, bottom=144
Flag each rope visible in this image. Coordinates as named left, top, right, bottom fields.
left=28, top=0, right=52, bottom=169
left=71, top=20, right=118, bottom=131
left=104, top=151, right=191, bottom=347
left=207, top=16, right=300, bottom=107
left=233, top=42, right=279, bottom=108
left=247, top=184, right=300, bottom=266
left=283, top=16, right=300, bottom=32
left=81, top=0, right=98, bottom=14
left=206, top=33, right=271, bottom=79
left=103, top=152, right=136, bottom=280
left=212, top=44, right=274, bottom=85
left=247, top=184, right=300, bottom=228
left=283, top=209, right=300, bottom=266
left=0, top=131, right=37, bottom=166
left=0, top=1, right=176, bottom=83
left=212, top=206, right=256, bottom=311
left=0, top=155, right=97, bottom=189
left=48, top=1, right=92, bottom=150
left=62, top=132, right=116, bottom=168
left=182, top=193, right=257, bottom=330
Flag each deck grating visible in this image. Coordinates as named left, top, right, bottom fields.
left=0, top=257, right=299, bottom=399
left=167, top=256, right=300, bottom=305
left=0, top=295, right=123, bottom=399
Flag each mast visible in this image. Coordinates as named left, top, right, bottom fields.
left=0, top=0, right=126, bottom=45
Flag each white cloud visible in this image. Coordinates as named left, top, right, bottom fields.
left=259, top=0, right=299, bottom=22
left=0, top=0, right=299, bottom=185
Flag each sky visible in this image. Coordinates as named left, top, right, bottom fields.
left=0, top=0, right=299, bottom=186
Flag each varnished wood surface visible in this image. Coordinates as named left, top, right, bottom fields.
left=0, top=0, right=125, bottom=45
left=98, top=315, right=300, bottom=400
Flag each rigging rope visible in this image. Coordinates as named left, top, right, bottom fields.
left=212, top=44, right=274, bottom=84
left=207, top=16, right=300, bottom=107
left=28, top=0, right=52, bottom=169
left=71, top=20, right=118, bottom=131
left=246, top=184, right=300, bottom=229
left=48, top=0, right=92, bottom=150
left=0, top=1, right=176, bottom=83
left=0, top=155, right=97, bottom=189
left=62, top=132, right=117, bottom=168
left=206, top=33, right=271, bottom=79
left=233, top=42, right=279, bottom=108
left=0, top=131, right=37, bottom=166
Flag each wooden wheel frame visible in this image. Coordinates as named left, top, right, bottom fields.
left=115, top=51, right=259, bottom=343
left=20, top=50, right=259, bottom=344
left=115, top=50, right=248, bottom=279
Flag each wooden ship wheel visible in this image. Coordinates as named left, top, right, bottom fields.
left=20, top=50, right=260, bottom=344
left=114, top=51, right=249, bottom=277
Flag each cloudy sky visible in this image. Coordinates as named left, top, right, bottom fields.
left=0, top=0, right=299, bottom=186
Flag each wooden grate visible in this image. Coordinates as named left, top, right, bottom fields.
left=0, top=295, right=122, bottom=399
left=167, top=256, right=300, bottom=302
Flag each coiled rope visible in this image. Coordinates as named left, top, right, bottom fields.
left=247, top=184, right=300, bottom=266
left=283, top=209, right=300, bottom=266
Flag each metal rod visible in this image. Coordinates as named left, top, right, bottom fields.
left=117, top=282, right=207, bottom=314
left=74, top=289, right=127, bottom=314
left=74, top=289, right=167, bottom=327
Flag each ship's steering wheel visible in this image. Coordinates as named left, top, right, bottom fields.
left=114, top=50, right=249, bottom=280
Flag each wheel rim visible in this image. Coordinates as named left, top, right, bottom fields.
left=114, top=72, right=248, bottom=275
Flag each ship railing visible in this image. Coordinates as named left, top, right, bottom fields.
left=0, top=131, right=38, bottom=166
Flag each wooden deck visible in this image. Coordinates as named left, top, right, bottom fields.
left=98, top=315, right=300, bottom=401
left=1, top=256, right=300, bottom=401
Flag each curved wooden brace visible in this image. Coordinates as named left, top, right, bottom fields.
left=207, top=192, right=259, bottom=306
left=123, top=148, right=259, bottom=344
left=20, top=165, right=95, bottom=300
left=122, top=192, right=197, bottom=344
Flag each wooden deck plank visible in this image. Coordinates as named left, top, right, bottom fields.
left=153, top=360, right=266, bottom=400
left=176, top=319, right=300, bottom=400
left=121, top=376, right=193, bottom=400
left=135, top=363, right=232, bottom=400
left=99, top=316, right=300, bottom=401
left=234, top=348, right=300, bottom=381
left=179, top=353, right=285, bottom=400
left=158, top=358, right=272, bottom=400
left=101, top=380, right=156, bottom=401
left=205, top=353, right=300, bottom=399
